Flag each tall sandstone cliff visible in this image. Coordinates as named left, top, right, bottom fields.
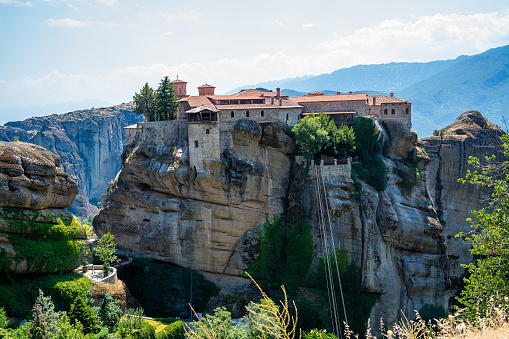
left=95, top=119, right=448, bottom=327
left=420, top=111, right=505, bottom=304
left=0, top=103, right=142, bottom=218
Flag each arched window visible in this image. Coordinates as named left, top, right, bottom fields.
left=406, top=108, right=409, bottom=114
left=246, top=111, right=250, bottom=117
left=384, top=109, right=388, bottom=115
left=195, top=141, right=199, bottom=148
left=231, top=111, right=234, bottom=118
left=391, top=109, right=395, bottom=115
left=261, top=110, right=264, bottom=117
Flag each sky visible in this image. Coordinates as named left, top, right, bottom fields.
left=1, top=0, right=509, bottom=123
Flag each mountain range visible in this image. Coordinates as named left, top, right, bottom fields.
left=232, top=45, right=509, bottom=137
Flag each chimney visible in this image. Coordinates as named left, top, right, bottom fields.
left=337, top=92, right=341, bottom=95
left=279, top=98, right=282, bottom=106
left=349, top=91, right=352, bottom=94
left=390, top=92, right=394, bottom=97
left=276, top=87, right=280, bottom=98
left=271, top=97, right=274, bottom=105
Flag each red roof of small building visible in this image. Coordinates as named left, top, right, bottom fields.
left=198, top=83, right=216, bottom=89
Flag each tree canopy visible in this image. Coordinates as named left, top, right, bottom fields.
left=456, top=134, right=509, bottom=321
left=291, top=112, right=355, bottom=159
left=133, top=76, right=180, bottom=121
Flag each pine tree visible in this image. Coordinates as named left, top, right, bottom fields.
left=68, top=295, right=98, bottom=334
left=133, top=82, right=156, bottom=121
left=99, top=293, right=122, bottom=328
left=155, top=76, right=179, bottom=121
left=30, top=290, right=61, bottom=338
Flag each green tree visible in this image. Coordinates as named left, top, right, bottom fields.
left=99, top=293, right=122, bottom=328
left=245, top=215, right=314, bottom=295
left=68, top=295, right=98, bottom=335
left=29, top=290, right=61, bottom=338
left=187, top=307, right=245, bottom=339
left=133, top=82, right=156, bottom=121
left=0, top=307, right=8, bottom=329
left=94, top=232, right=117, bottom=275
left=155, top=76, right=180, bottom=121
left=291, top=113, right=355, bottom=159
left=456, top=134, right=509, bottom=321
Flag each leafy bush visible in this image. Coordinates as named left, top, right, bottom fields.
left=188, top=307, right=246, bottom=339
left=245, top=215, right=314, bottom=296
left=352, top=118, right=388, bottom=191
left=418, top=304, right=448, bottom=324
left=95, top=325, right=110, bottom=339
left=99, top=293, right=122, bottom=328
left=303, top=249, right=381, bottom=337
left=303, top=329, right=337, bottom=339
left=0, top=273, right=91, bottom=318
left=0, top=307, right=7, bottom=329
left=157, top=320, right=185, bottom=339
left=117, top=259, right=220, bottom=318
left=292, top=113, right=355, bottom=159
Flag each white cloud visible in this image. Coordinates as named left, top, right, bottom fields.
left=276, top=20, right=283, bottom=26
left=47, top=18, right=87, bottom=27
left=302, top=23, right=314, bottom=28
left=0, top=0, right=32, bottom=6
left=96, top=0, right=117, bottom=6
left=162, top=31, right=174, bottom=36
left=161, top=9, right=200, bottom=21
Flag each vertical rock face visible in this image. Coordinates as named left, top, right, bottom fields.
left=420, top=111, right=505, bottom=304
left=0, top=141, right=85, bottom=274
left=0, top=104, right=142, bottom=218
left=95, top=119, right=448, bottom=327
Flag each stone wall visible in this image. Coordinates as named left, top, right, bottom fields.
left=379, top=102, right=411, bottom=126
left=125, top=126, right=138, bottom=145
left=295, top=156, right=352, bottom=178
left=188, top=122, right=220, bottom=171
left=218, top=107, right=302, bottom=127
left=302, top=100, right=368, bottom=117
left=138, top=120, right=188, bottom=145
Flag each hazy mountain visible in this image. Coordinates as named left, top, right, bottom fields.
left=401, top=45, right=509, bottom=136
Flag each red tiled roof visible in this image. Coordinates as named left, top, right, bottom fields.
left=292, top=93, right=368, bottom=103
left=171, top=79, right=187, bottom=84
left=369, top=94, right=411, bottom=104
left=198, top=83, right=215, bottom=89
left=180, top=96, right=215, bottom=109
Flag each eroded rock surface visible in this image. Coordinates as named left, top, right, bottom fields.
left=0, top=103, right=142, bottom=217
left=0, top=141, right=85, bottom=274
left=420, top=110, right=505, bottom=303
left=95, top=119, right=449, bottom=327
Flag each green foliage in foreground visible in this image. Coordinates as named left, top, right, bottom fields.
left=292, top=113, right=356, bottom=159
left=117, top=258, right=220, bottom=318
left=0, top=272, right=91, bottom=318
left=245, top=214, right=314, bottom=296
left=303, top=249, right=381, bottom=337
left=351, top=117, right=387, bottom=191
left=69, top=295, right=99, bottom=334
left=0, top=209, right=87, bottom=274
left=456, top=134, right=509, bottom=321
left=157, top=320, right=185, bottom=339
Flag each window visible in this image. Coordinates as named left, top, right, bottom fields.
left=261, top=110, right=264, bottom=117
left=391, top=109, right=395, bottom=115
left=246, top=111, right=250, bottom=117
left=384, top=109, right=388, bottom=115
left=286, top=113, right=289, bottom=121
left=406, top=108, right=409, bottom=114
left=195, top=141, right=198, bottom=148
left=231, top=111, right=234, bottom=118
left=206, top=129, right=210, bottom=134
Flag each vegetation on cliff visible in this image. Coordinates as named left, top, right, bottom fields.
left=133, top=76, right=179, bottom=122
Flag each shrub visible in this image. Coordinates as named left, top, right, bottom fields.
left=418, top=304, right=448, bottom=324
left=188, top=307, right=246, bottom=339
left=117, top=260, right=219, bottom=318
left=132, top=322, right=156, bottom=339
left=0, top=307, right=7, bottom=329
left=303, top=329, right=337, bottom=339
left=245, top=215, right=314, bottom=296
left=95, top=325, right=110, bottom=339
left=157, top=320, right=185, bottom=339
left=99, top=293, right=122, bottom=328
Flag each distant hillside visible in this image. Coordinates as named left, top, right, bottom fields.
left=400, top=45, right=509, bottom=136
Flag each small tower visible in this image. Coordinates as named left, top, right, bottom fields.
left=171, top=79, right=189, bottom=99
left=198, top=83, right=215, bottom=96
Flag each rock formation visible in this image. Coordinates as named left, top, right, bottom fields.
left=0, top=141, right=86, bottom=274
left=420, top=110, right=505, bottom=304
left=95, top=118, right=448, bottom=327
left=0, top=103, right=142, bottom=218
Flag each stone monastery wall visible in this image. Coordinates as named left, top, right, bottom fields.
left=218, top=107, right=301, bottom=127
left=379, top=102, right=411, bottom=125
left=137, top=120, right=188, bottom=145
left=188, top=122, right=220, bottom=171
left=303, top=100, right=368, bottom=116
left=295, top=156, right=352, bottom=179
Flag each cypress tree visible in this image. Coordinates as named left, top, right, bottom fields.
left=155, top=76, right=179, bottom=121
left=68, top=295, right=98, bottom=334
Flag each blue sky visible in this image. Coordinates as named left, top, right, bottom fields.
left=1, top=0, right=509, bottom=123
